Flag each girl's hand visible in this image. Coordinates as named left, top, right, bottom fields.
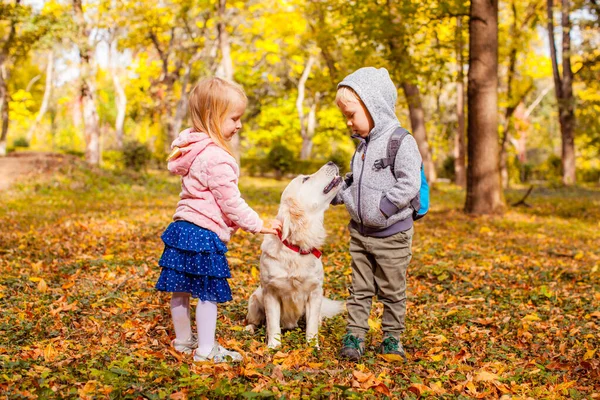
left=260, top=219, right=282, bottom=235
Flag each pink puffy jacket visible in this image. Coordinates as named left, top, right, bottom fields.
left=167, top=128, right=263, bottom=242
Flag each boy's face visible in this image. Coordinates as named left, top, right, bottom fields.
left=337, top=99, right=374, bottom=138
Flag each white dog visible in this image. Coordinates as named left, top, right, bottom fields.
left=245, top=162, right=345, bottom=348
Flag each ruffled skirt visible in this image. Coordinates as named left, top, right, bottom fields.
left=155, top=221, right=232, bottom=303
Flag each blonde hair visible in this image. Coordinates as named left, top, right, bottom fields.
left=335, top=85, right=362, bottom=106
left=188, top=77, right=247, bottom=157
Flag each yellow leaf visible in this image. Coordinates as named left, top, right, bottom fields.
left=583, top=349, right=596, bottom=360
left=43, top=343, right=58, bottom=361
left=102, top=254, right=114, bottom=260
left=479, top=226, right=491, bottom=234
left=368, top=317, right=381, bottom=331
left=251, top=266, right=259, bottom=280
left=446, top=308, right=458, bottom=317
left=37, top=279, right=48, bottom=293
left=465, top=380, right=478, bottom=394
left=430, top=354, right=444, bottom=362
left=574, top=252, right=584, bottom=260
left=62, top=281, right=75, bottom=290
left=522, top=313, right=541, bottom=322
left=29, top=277, right=42, bottom=282
left=475, top=370, right=499, bottom=382
left=378, top=353, right=405, bottom=362
left=230, top=326, right=243, bottom=331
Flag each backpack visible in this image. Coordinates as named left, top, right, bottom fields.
left=372, top=127, right=430, bottom=220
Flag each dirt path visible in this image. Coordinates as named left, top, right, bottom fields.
left=0, top=152, right=72, bottom=191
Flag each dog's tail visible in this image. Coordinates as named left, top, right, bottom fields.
left=321, top=297, right=345, bottom=319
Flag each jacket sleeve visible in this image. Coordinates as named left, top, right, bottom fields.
left=380, top=135, right=422, bottom=217
left=204, top=160, right=264, bottom=233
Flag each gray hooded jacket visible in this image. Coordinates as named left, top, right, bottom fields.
left=333, top=67, right=422, bottom=237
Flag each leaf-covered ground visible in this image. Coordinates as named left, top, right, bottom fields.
left=1, top=162, right=599, bottom=399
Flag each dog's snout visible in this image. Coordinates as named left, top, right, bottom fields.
left=326, top=161, right=335, bottom=167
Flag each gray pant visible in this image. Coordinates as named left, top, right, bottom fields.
left=346, top=226, right=413, bottom=340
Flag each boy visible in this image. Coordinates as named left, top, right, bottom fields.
left=332, top=67, right=422, bottom=361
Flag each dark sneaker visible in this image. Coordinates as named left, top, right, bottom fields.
left=378, top=336, right=407, bottom=360
left=339, top=333, right=365, bottom=361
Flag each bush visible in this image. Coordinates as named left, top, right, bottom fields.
left=102, top=150, right=125, bottom=170
left=123, top=141, right=152, bottom=172
left=578, top=168, right=600, bottom=183
left=439, top=155, right=456, bottom=181
left=329, top=149, right=352, bottom=174
left=292, top=159, right=327, bottom=175
left=241, top=157, right=270, bottom=177
left=13, top=137, right=30, bottom=148
left=266, top=144, right=296, bottom=178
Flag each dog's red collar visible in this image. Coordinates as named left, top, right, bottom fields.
left=277, top=231, right=322, bottom=259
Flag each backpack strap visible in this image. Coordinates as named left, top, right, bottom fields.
left=373, top=127, right=410, bottom=179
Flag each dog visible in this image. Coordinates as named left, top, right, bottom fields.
left=245, top=162, right=345, bottom=348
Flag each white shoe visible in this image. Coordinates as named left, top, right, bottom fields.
left=193, top=344, right=242, bottom=363
left=171, top=334, right=197, bottom=354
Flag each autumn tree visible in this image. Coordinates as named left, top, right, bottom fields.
left=0, top=0, right=53, bottom=156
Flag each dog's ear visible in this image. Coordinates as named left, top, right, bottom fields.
left=279, top=198, right=305, bottom=241
left=280, top=212, right=291, bottom=241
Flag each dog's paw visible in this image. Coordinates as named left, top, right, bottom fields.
left=244, top=325, right=256, bottom=334
left=267, top=339, right=281, bottom=349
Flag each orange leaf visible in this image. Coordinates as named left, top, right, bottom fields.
left=408, top=383, right=430, bottom=397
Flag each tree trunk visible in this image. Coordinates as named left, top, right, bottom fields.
left=0, top=68, right=8, bottom=157
left=401, top=81, right=437, bottom=184
left=559, top=0, right=576, bottom=185
left=27, top=51, right=54, bottom=143
left=73, top=0, right=101, bottom=165
left=547, top=0, right=576, bottom=185
left=172, top=53, right=202, bottom=138
left=109, top=42, right=126, bottom=150
left=0, top=3, right=18, bottom=157
left=297, top=55, right=316, bottom=160
left=301, top=92, right=320, bottom=160
left=465, top=0, right=504, bottom=214
left=454, top=16, right=466, bottom=187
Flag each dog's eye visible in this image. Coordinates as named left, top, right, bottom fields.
left=302, top=176, right=310, bottom=183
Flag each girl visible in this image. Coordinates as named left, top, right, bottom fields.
left=156, top=77, right=281, bottom=363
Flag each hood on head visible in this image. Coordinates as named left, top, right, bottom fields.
left=338, top=67, right=400, bottom=139
left=167, top=128, right=213, bottom=176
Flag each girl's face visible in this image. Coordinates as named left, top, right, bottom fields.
left=222, top=96, right=247, bottom=141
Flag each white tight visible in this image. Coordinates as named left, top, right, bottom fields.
left=170, top=292, right=217, bottom=356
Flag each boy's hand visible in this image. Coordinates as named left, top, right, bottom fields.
left=344, top=172, right=353, bottom=187
left=259, top=219, right=282, bottom=235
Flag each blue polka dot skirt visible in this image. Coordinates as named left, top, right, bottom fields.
left=155, top=221, right=233, bottom=303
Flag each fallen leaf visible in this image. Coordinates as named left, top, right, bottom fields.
left=583, top=349, right=596, bottom=360
left=408, top=383, right=430, bottom=397
left=475, top=370, right=499, bottom=382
